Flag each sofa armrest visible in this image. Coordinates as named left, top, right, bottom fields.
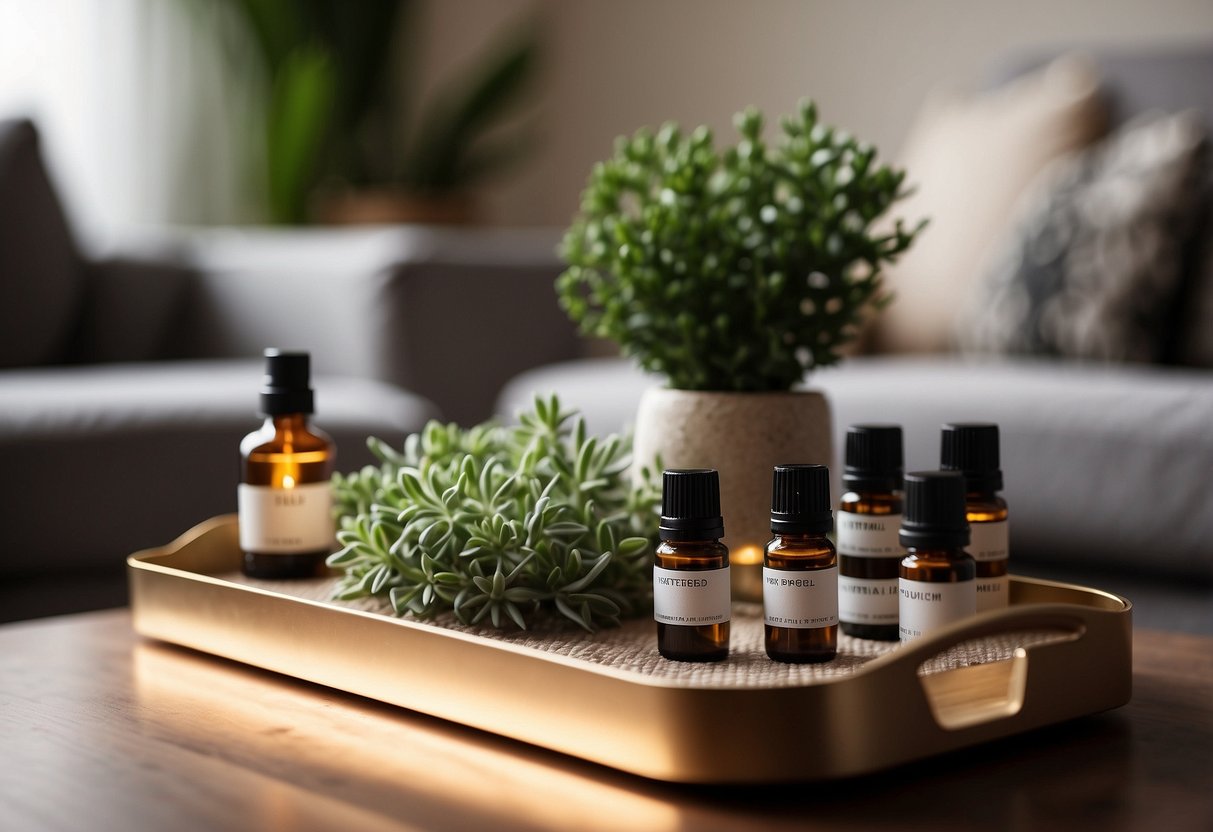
left=146, top=225, right=581, bottom=424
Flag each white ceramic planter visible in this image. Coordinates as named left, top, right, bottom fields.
left=633, top=387, right=833, bottom=600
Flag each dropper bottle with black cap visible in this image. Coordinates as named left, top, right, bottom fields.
left=898, top=471, right=976, bottom=641
left=941, top=423, right=1009, bottom=612
left=764, top=464, right=838, bottom=663
left=837, top=425, right=904, bottom=641
left=654, top=469, right=730, bottom=662
left=238, top=349, right=336, bottom=579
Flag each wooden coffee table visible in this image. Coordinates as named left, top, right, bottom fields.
left=1, top=609, right=1209, bottom=831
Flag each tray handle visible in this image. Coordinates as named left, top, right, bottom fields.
left=863, top=604, right=1117, bottom=733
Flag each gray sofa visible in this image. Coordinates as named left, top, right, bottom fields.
left=0, top=120, right=575, bottom=621
left=496, top=46, right=1213, bottom=635
left=497, top=355, right=1213, bottom=634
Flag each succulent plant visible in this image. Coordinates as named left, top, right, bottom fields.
left=329, top=395, right=660, bottom=631
left=558, top=100, right=925, bottom=391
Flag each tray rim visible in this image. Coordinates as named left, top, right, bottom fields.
left=127, top=514, right=1131, bottom=690
left=127, top=515, right=1134, bottom=783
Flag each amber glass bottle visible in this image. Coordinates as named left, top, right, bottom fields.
left=898, top=471, right=976, bottom=642
left=837, top=425, right=904, bottom=641
left=654, top=469, right=730, bottom=662
left=238, top=350, right=335, bottom=579
left=941, top=423, right=1009, bottom=612
left=764, top=464, right=838, bottom=663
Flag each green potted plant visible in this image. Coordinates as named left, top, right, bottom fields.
left=219, top=0, right=538, bottom=224
left=558, top=101, right=924, bottom=596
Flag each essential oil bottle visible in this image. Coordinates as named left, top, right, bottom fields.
left=837, top=425, right=904, bottom=641
left=763, top=464, right=838, bottom=663
left=654, top=469, right=731, bottom=662
left=238, top=349, right=336, bottom=579
left=941, top=423, right=1009, bottom=612
left=898, top=471, right=976, bottom=642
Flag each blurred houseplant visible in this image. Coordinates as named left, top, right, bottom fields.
left=558, top=102, right=924, bottom=595
left=221, top=0, right=537, bottom=224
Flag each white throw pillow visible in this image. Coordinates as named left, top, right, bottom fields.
left=870, top=55, right=1106, bottom=353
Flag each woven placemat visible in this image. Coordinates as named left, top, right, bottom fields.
left=224, top=571, right=1065, bottom=689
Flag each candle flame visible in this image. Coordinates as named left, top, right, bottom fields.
left=733, top=544, right=764, bottom=565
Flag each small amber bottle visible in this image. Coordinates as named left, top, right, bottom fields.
left=764, top=464, right=838, bottom=663
left=654, top=469, right=730, bottom=662
left=941, top=423, right=1009, bottom=612
left=238, top=350, right=336, bottom=579
left=837, top=425, right=904, bottom=641
left=898, top=471, right=976, bottom=642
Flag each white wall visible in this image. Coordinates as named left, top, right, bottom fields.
left=3, top=0, right=1212, bottom=234
left=422, top=0, right=1213, bottom=227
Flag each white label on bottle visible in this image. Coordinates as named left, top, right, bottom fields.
left=968, top=519, right=1008, bottom=562
left=838, top=575, right=899, bottom=625
left=976, top=574, right=1010, bottom=612
left=763, top=566, right=839, bottom=629
left=653, top=566, right=731, bottom=625
left=238, top=482, right=335, bottom=554
left=836, top=511, right=903, bottom=557
left=899, top=578, right=975, bottom=642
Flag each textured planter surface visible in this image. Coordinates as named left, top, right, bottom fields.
left=633, top=387, right=834, bottom=562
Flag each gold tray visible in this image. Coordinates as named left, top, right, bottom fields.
left=128, top=515, right=1132, bottom=784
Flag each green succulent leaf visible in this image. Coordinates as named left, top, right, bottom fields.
left=329, top=394, right=660, bottom=630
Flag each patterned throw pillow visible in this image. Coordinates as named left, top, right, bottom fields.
left=957, top=111, right=1208, bottom=362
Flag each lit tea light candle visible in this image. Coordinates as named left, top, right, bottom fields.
left=732, top=544, right=764, bottom=565
left=730, top=543, right=766, bottom=602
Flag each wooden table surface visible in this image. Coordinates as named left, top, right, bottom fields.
left=1, top=609, right=1210, bottom=832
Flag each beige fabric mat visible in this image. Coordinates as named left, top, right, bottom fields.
left=224, top=571, right=1067, bottom=689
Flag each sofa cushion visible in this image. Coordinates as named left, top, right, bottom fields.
left=811, top=356, right=1213, bottom=584
left=152, top=224, right=572, bottom=426
left=0, top=360, right=440, bottom=584
left=0, top=119, right=83, bottom=368
left=870, top=56, right=1105, bottom=354
left=70, top=257, right=194, bottom=363
left=957, top=111, right=1208, bottom=362
left=496, top=356, right=1213, bottom=582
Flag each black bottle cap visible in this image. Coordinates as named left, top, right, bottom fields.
left=770, top=464, right=833, bottom=535
left=259, top=349, right=314, bottom=415
left=940, top=423, right=1003, bottom=492
left=660, top=469, right=724, bottom=541
left=899, top=471, right=970, bottom=549
left=843, top=424, right=904, bottom=492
